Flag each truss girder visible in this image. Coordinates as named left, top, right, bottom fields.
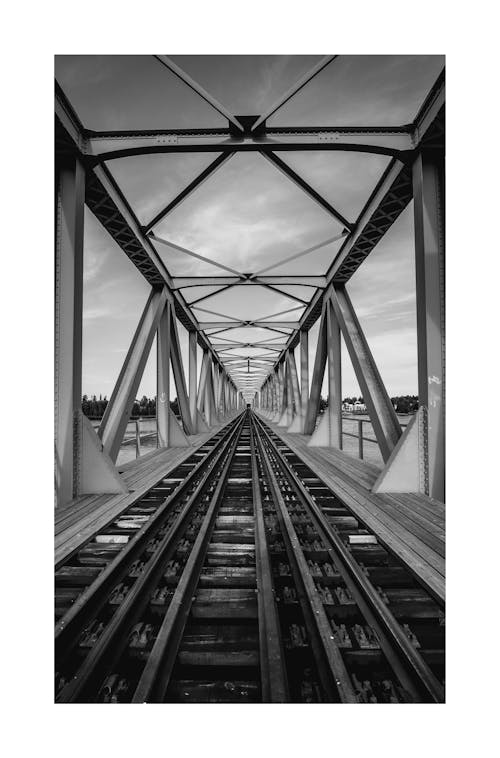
left=83, top=129, right=415, bottom=161
left=99, top=288, right=168, bottom=462
left=55, top=64, right=444, bottom=440
left=329, top=285, right=402, bottom=462
left=60, top=69, right=443, bottom=165
left=172, top=276, right=326, bottom=287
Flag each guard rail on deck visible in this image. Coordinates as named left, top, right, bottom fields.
left=341, top=415, right=408, bottom=460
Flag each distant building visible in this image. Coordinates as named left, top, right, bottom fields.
left=342, top=401, right=366, bottom=413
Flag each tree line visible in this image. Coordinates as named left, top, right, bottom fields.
left=82, top=395, right=179, bottom=420
left=319, top=395, right=419, bottom=414
left=84, top=393, right=418, bottom=420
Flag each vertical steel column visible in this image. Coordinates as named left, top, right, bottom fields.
left=286, top=360, right=294, bottom=425
left=299, top=329, right=309, bottom=432
left=326, top=296, right=343, bottom=448
left=197, top=350, right=209, bottom=416
left=278, top=355, right=293, bottom=426
left=287, top=351, right=301, bottom=415
left=223, top=375, right=229, bottom=416
left=304, top=301, right=328, bottom=435
left=169, top=312, right=194, bottom=436
left=272, top=371, right=279, bottom=418
left=279, top=362, right=286, bottom=414
left=156, top=301, right=171, bottom=447
left=413, top=149, right=445, bottom=501
left=213, top=364, right=219, bottom=415
left=188, top=331, right=198, bottom=433
left=215, top=364, right=223, bottom=416
left=205, top=356, right=217, bottom=425
left=55, top=156, right=85, bottom=506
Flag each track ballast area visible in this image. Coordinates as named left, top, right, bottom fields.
left=55, top=410, right=445, bottom=704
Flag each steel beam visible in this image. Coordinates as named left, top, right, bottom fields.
left=172, top=276, right=326, bottom=288
left=144, top=152, right=235, bottom=232
left=287, top=351, right=301, bottom=415
left=413, top=149, right=445, bottom=500
left=326, top=297, right=342, bottom=448
left=157, top=301, right=172, bottom=447
left=252, top=234, right=346, bottom=278
left=288, top=332, right=309, bottom=434
left=99, top=288, right=168, bottom=462
left=260, top=150, right=354, bottom=231
left=298, top=330, right=309, bottom=433
left=169, top=311, right=195, bottom=435
left=251, top=56, right=337, bottom=131
left=55, top=155, right=85, bottom=506
left=303, top=301, right=328, bottom=435
left=86, top=130, right=413, bottom=161
left=154, top=56, right=244, bottom=132
left=198, top=321, right=300, bottom=329
left=188, top=331, right=198, bottom=433
left=197, top=350, right=209, bottom=413
left=150, top=233, right=244, bottom=277
left=329, top=286, right=401, bottom=462
left=205, top=355, right=218, bottom=426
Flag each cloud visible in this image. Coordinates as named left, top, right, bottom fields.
left=83, top=306, right=113, bottom=321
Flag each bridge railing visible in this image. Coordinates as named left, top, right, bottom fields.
left=118, top=418, right=158, bottom=460
left=341, top=415, right=408, bottom=462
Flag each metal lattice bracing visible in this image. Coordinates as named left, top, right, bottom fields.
left=55, top=55, right=445, bottom=503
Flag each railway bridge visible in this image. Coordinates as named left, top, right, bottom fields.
left=55, top=55, right=445, bottom=703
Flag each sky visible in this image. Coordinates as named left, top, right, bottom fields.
left=55, top=54, right=444, bottom=402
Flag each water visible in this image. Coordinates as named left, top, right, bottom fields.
left=325, top=413, right=412, bottom=468
left=91, top=417, right=158, bottom=466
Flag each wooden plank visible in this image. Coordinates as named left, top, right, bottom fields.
left=55, top=418, right=237, bottom=565
left=300, top=452, right=445, bottom=574
left=279, top=424, right=445, bottom=537
left=381, top=494, right=445, bottom=533
left=390, top=493, right=445, bottom=524
left=266, top=422, right=445, bottom=603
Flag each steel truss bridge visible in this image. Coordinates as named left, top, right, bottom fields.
left=54, top=56, right=445, bottom=704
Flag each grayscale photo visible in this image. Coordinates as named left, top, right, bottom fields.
left=54, top=54, right=445, bottom=704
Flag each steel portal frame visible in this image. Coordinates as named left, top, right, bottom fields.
left=55, top=55, right=445, bottom=505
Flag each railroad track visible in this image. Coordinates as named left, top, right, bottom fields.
left=54, top=410, right=445, bottom=703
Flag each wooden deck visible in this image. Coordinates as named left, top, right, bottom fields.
left=54, top=417, right=236, bottom=566
left=258, top=415, right=445, bottom=604
left=55, top=412, right=445, bottom=605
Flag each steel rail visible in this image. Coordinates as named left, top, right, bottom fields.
left=250, top=426, right=289, bottom=702
left=253, top=413, right=445, bottom=703
left=131, top=416, right=290, bottom=702
left=257, top=423, right=424, bottom=702
left=251, top=416, right=357, bottom=703
left=55, top=416, right=241, bottom=631
left=131, top=419, right=245, bottom=702
left=56, top=414, right=246, bottom=702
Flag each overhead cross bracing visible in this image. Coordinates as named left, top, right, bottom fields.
left=55, top=55, right=445, bottom=507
